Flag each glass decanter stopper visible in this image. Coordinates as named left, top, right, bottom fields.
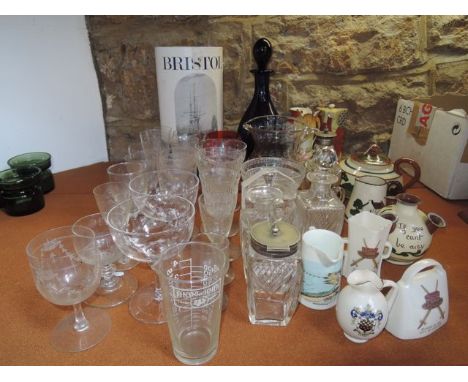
left=238, top=37, right=278, bottom=159
left=306, top=131, right=340, bottom=178
left=297, top=171, right=345, bottom=235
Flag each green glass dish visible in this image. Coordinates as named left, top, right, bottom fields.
left=7, top=152, right=54, bottom=193
left=0, top=166, right=45, bottom=216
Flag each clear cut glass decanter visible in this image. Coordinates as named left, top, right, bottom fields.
left=297, top=171, right=345, bottom=235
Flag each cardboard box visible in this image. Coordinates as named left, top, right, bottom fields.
left=389, top=95, right=468, bottom=200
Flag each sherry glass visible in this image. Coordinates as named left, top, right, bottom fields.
left=26, top=226, right=111, bottom=352
left=72, top=213, right=138, bottom=308
left=107, top=194, right=195, bottom=324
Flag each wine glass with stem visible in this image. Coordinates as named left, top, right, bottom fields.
left=93, top=181, right=139, bottom=272
left=26, top=226, right=111, bottom=352
left=107, top=193, right=195, bottom=324
left=72, top=213, right=138, bottom=308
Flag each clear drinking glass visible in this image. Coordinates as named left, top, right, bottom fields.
left=106, top=161, right=147, bottom=184
left=153, top=242, right=228, bottom=365
left=158, top=143, right=197, bottom=173
left=196, top=138, right=246, bottom=173
left=197, top=166, right=238, bottom=213
left=93, top=181, right=139, bottom=272
left=107, top=194, right=195, bottom=324
left=198, top=193, right=236, bottom=238
left=72, top=213, right=138, bottom=308
left=129, top=169, right=199, bottom=207
left=243, top=115, right=312, bottom=160
left=192, top=232, right=230, bottom=310
left=25, top=226, right=111, bottom=352
left=140, top=128, right=162, bottom=171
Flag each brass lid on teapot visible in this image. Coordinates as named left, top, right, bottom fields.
left=350, top=144, right=392, bottom=168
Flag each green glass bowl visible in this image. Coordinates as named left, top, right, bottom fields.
left=0, top=166, right=45, bottom=216
left=8, top=152, right=51, bottom=171
left=7, top=152, right=54, bottom=193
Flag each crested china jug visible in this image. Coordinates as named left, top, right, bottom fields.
left=300, top=228, right=345, bottom=310
left=336, top=270, right=398, bottom=343
left=386, top=259, right=449, bottom=339
left=379, top=193, right=446, bottom=265
left=339, top=144, right=420, bottom=198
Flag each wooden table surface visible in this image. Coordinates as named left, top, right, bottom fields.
left=1, top=162, right=467, bottom=365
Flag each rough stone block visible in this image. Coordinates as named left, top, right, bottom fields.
left=429, top=16, right=468, bottom=53
left=253, top=16, right=425, bottom=75
left=434, top=60, right=468, bottom=94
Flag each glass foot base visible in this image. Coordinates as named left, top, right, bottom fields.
left=222, top=292, right=228, bottom=312
left=51, top=307, right=111, bottom=352
left=224, top=266, right=235, bottom=286
left=228, top=241, right=241, bottom=262
left=114, top=256, right=139, bottom=272
left=173, top=330, right=218, bottom=365
left=129, top=284, right=165, bottom=324
left=85, top=273, right=138, bottom=309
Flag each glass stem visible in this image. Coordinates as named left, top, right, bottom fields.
left=153, top=274, right=163, bottom=302
left=100, top=263, right=119, bottom=291
left=72, top=303, right=89, bottom=332
left=118, top=255, right=130, bottom=265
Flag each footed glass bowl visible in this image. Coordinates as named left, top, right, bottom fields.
left=8, top=152, right=54, bottom=193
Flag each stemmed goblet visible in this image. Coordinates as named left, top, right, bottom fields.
left=93, top=181, right=139, bottom=272
left=107, top=194, right=195, bottom=324
left=26, top=226, right=111, bottom=352
left=72, top=213, right=138, bottom=308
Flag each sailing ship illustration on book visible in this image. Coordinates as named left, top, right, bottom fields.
left=175, top=74, right=218, bottom=137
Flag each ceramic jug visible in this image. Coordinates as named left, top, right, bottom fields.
left=345, top=175, right=399, bottom=218
left=300, top=228, right=345, bottom=310
left=386, top=259, right=449, bottom=340
left=342, top=211, right=393, bottom=277
left=379, top=193, right=446, bottom=265
left=336, top=269, right=398, bottom=343
left=339, top=144, right=420, bottom=198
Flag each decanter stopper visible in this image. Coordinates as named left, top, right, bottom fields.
left=253, top=38, right=272, bottom=71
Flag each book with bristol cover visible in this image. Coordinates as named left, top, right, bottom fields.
left=155, top=46, right=223, bottom=142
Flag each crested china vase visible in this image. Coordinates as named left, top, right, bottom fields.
left=336, top=270, right=398, bottom=343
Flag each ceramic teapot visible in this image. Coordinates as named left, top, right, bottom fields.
left=339, top=144, right=421, bottom=198
left=379, top=193, right=446, bottom=265
left=336, top=269, right=398, bottom=343
left=386, top=259, right=449, bottom=340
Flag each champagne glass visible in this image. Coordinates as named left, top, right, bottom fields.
left=129, top=169, right=199, bottom=207
left=72, top=213, right=138, bottom=308
left=107, top=194, right=195, bottom=324
left=26, top=226, right=111, bottom=352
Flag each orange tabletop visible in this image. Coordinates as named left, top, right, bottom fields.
left=1, top=162, right=467, bottom=366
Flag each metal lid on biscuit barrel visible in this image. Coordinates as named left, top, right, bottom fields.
left=250, top=220, right=300, bottom=258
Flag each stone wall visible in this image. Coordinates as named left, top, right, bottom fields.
left=86, top=15, right=468, bottom=160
